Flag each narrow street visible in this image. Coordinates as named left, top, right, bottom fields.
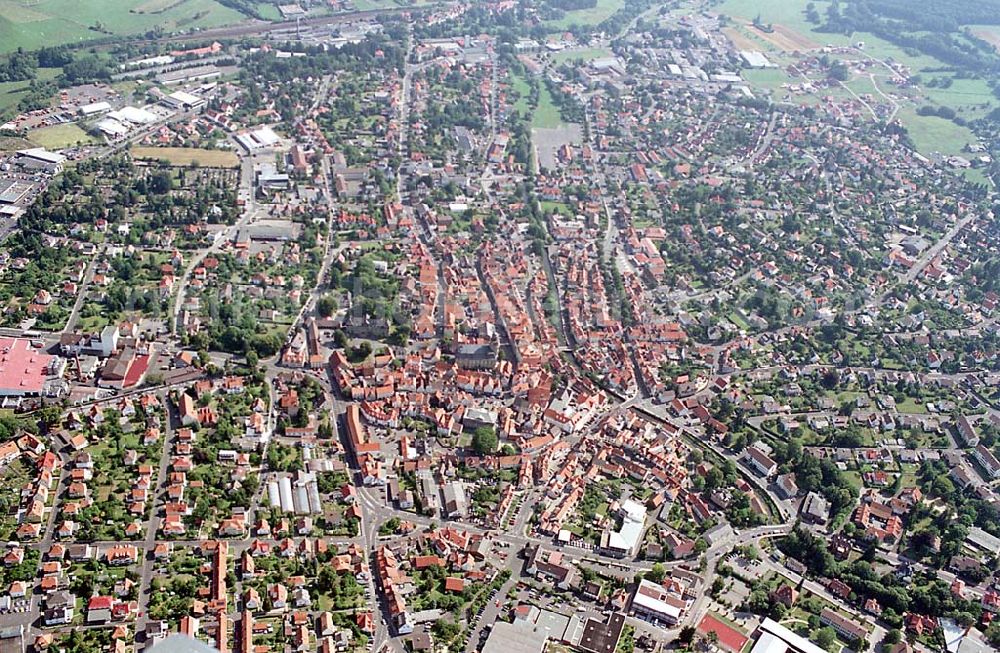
left=134, top=392, right=178, bottom=636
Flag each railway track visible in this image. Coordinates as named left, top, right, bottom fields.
left=127, top=3, right=445, bottom=46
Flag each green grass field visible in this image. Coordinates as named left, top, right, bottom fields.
left=920, top=77, right=995, bottom=120
left=551, top=47, right=613, bottom=63
left=845, top=75, right=879, bottom=99
left=718, top=0, right=986, bottom=75
left=895, top=106, right=976, bottom=157
left=963, top=167, right=991, bottom=186
left=29, top=122, right=95, bottom=149
left=741, top=67, right=793, bottom=96
left=253, top=1, right=282, bottom=20
left=0, top=66, right=59, bottom=115
left=0, top=0, right=245, bottom=53
left=532, top=83, right=563, bottom=129
left=716, top=0, right=824, bottom=39
left=0, top=135, right=33, bottom=151
left=0, top=78, right=33, bottom=113
left=545, top=0, right=623, bottom=29
left=509, top=73, right=531, bottom=116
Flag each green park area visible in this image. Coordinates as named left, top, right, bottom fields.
left=717, top=0, right=818, bottom=35
left=532, top=82, right=564, bottom=129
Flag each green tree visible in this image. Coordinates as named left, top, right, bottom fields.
left=471, top=426, right=498, bottom=455
left=986, top=621, right=1000, bottom=648
left=647, top=562, right=667, bottom=584
left=317, top=294, right=337, bottom=317
left=677, top=625, right=697, bottom=648
left=813, top=627, right=837, bottom=652
left=149, top=171, right=173, bottom=194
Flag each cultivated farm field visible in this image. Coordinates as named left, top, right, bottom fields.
left=0, top=0, right=245, bottom=52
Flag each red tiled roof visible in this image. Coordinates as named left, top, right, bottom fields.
left=123, top=354, right=150, bottom=388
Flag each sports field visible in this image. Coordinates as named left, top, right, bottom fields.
left=509, top=73, right=532, bottom=116
left=29, top=123, right=95, bottom=149
left=551, top=47, right=613, bottom=63
left=131, top=146, right=240, bottom=167
left=0, top=0, right=245, bottom=53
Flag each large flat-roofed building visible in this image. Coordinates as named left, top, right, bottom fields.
left=463, top=406, right=498, bottom=430
left=0, top=179, right=31, bottom=205
left=15, top=148, right=65, bottom=175
left=255, top=163, right=290, bottom=194
left=241, top=219, right=302, bottom=242
left=481, top=621, right=548, bottom=653
left=740, top=50, right=773, bottom=68
left=149, top=634, right=220, bottom=653
left=78, top=101, right=112, bottom=117
left=0, top=338, right=54, bottom=397
left=109, top=106, right=159, bottom=125
left=966, top=527, right=1000, bottom=555
left=750, top=618, right=831, bottom=653
left=95, top=118, right=130, bottom=139
left=163, top=91, right=206, bottom=111
left=236, top=126, right=281, bottom=152
left=156, top=65, right=221, bottom=86
left=578, top=613, right=625, bottom=653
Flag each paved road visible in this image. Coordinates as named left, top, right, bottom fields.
left=464, top=559, right=521, bottom=653
left=61, top=244, right=105, bottom=334
left=684, top=525, right=792, bottom=633
left=893, top=215, right=975, bottom=290
left=746, top=111, right=779, bottom=167
left=134, top=392, right=177, bottom=636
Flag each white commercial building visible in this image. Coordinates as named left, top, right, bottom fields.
left=235, top=126, right=281, bottom=151
left=740, top=50, right=773, bottom=68
left=164, top=91, right=205, bottom=110
left=79, top=101, right=112, bottom=116
left=601, top=499, right=646, bottom=557
left=109, top=106, right=159, bottom=125
left=96, top=119, right=130, bottom=139
left=751, top=619, right=829, bottom=653
left=629, top=579, right=684, bottom=626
